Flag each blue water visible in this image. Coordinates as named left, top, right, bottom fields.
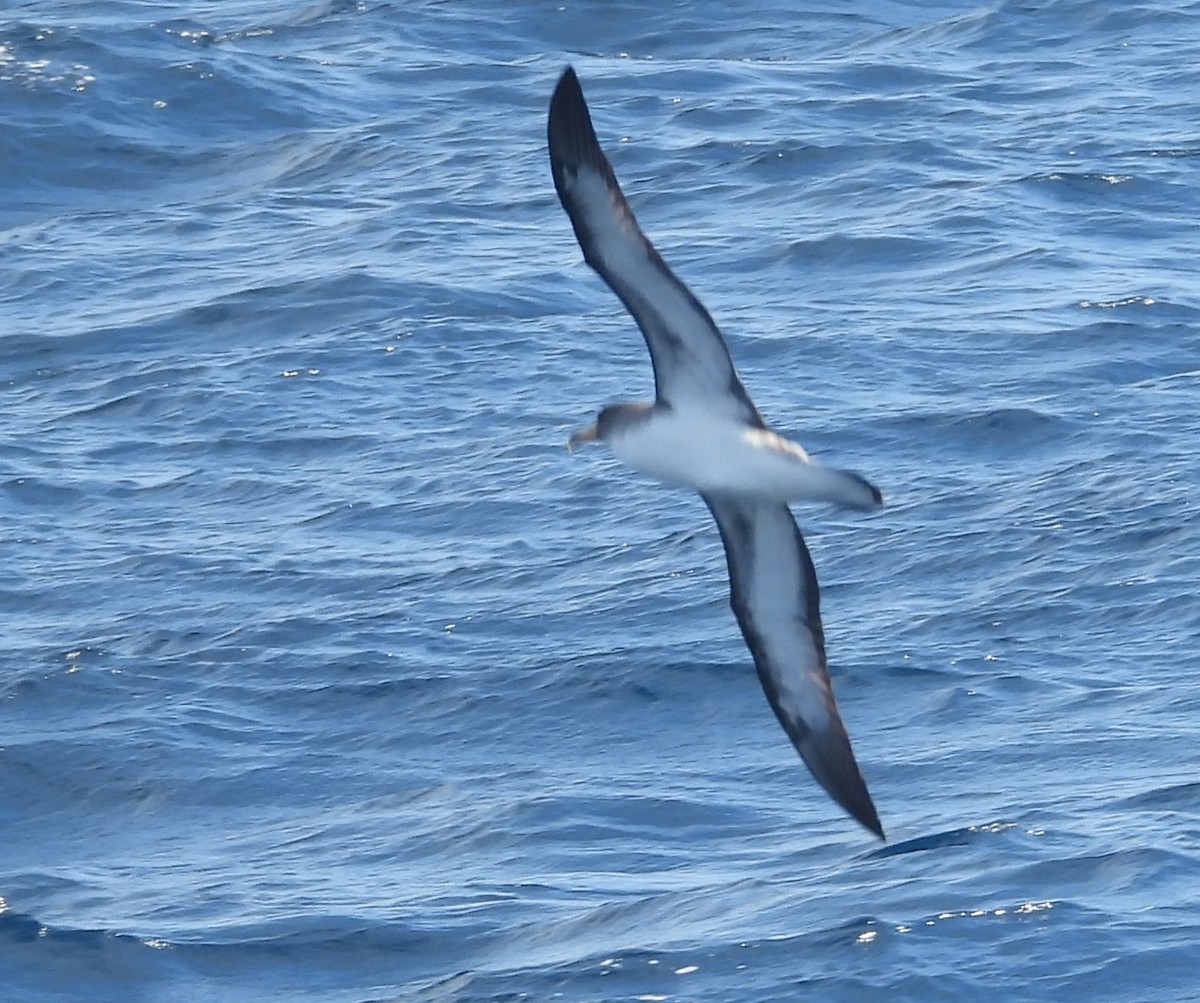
left=3, top=1, right=1199, bottom=999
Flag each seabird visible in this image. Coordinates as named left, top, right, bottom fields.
left=548, top=67, right=885, bottom=839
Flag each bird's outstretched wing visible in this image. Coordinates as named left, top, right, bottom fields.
left=703, top=492, right=883, bottom=838
left=548, top=66, right=762, bottom=426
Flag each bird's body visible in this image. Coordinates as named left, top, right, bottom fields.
left=603, top=404, right=881, bottom=509
left=548, top=66, right=886, bottom=839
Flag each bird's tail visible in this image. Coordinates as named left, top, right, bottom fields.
left=813, top=466, right=884, bottom=511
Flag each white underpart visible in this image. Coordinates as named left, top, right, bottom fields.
left=608, top=407, right=878, bottom=508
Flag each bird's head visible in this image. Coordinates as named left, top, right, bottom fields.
left=567, top=402, right=653, bottom=452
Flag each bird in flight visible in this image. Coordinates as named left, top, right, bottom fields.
left=548, top=66, right=885, bottom=839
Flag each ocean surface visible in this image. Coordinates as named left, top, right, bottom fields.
left=3, top=1, right=1199, bottom=1000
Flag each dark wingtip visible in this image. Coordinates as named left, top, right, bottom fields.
left=549, top=65, right=581, bottom=122
left=862, top=804, right=886, bottom=841
left=547, top=65, right=590, bottom=169
left=799, top=727, right=885, bottom=840
left=557, top=64, right=579, bottom=90
left=840, top=774, right=885, bottom=841
left=547, top=65, right=616, bottom=203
